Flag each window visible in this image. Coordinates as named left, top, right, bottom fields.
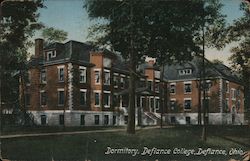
left=148, top=80, right=153, bottom=90
left=104, top=70, right=110, bottom=85
left=41, top=115, right=47, bottom=125
left=47, top=50, right=56, bottom=60
left=186, top=117, right=191, bottom=124
left=155, top=98, right=160, bottom=110
left=59, top=115, right=64, bottom=125
left=94, top=70, right=100, bottom=84
left=25, top=94, right=30, bottom=106
left=150, top=97, right=154, bottom=110
left=94, top=92, right=100, bottom=107
left=80, top=115, right=85, bottom=125
left=170, top=100, right=176, bottom=111
left=27, top=71, right=31, bottom=84
left=178, top=69, right=192, bottom=75
left=58, top=66, right=64, bottom=82
left=184, top=99, right=192, bottom=110
left=171, top=116, right=176, bottom=124
left=170, top=84, right=176, bottom=94
left=104, top=91, right=110, bottom=108
left=79, top=66, right=86, bottom=83
left=120, top=76, right=125, bottom=88
left=104, top=115, right=109, bottom=125
left=94, top=115, right=99, bottom=125
left=113, top=74, right=119, bottom=88
left=236, top=89, right=240, bottom=97
left=40, top=69, right=46, bottom=83
left=58, top=89, right=64, bottom=106
left=224, top=98, right=229, bottom=112
left=184, top=82, right=192, bottom=93
left=40, top=91, right=47, bottom=106
left=80, top=89, right=87, bottom=106
left=124, top=77, right=129, bottom=88
left=225, top=81, right=229, bottom=93
left=231, top=88, right=236, bottom=100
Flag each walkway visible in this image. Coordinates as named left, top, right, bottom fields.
left=0, top=126, right=160, bottom=139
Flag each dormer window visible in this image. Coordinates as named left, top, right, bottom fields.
left=46, top=50, right=56, bottom=60
left=178, top=69, right=192, bottom=76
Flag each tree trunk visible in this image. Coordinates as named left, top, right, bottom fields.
left=127, top=0, right=136, bottom=134
left=160, top=64, right=165, bottom=128
left=127, top=53, right=136, bottom=134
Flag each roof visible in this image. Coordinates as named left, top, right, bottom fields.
left=164, top=55, right=242, bottom=84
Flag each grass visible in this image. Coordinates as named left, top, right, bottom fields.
left=1, top=125, right=250, bottom=161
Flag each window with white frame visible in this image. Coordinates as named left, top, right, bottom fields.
left=46, top=50, right=56, bottom=61
left=40, top=90, right=47, bottom=106
left=236, top=89, right=240, bottom=97
left=170, top=83, right=176, bottom=94
left=58, top=66, right=64, bottom=82
left=94, top=91, right=101, bottom=107
left=27, top=71, right=31, bottom=84
left=184, top=82, right=192, bottom=93
left=80, top=89, right=87, bottom=106
left=58, top=89, right=64, bottom=106
left=141, top=97, right=146, bottom=108
left=94, top=70, right=101, bottom=84
left=184, top=98, right=192, bottom=110
left=178, top=69, right=192, bottom=75
left=155, top=97, right=160, bottom=110
left=40, top=69, right=46, bottom=83
left=224, top=98, right=229, bottom=111
left=104, top=91, right=110, bottom=108
left=104, top=70, right=110, bottom=85
left=231, top=88, right=236, bottom=100
left=79, top=66, right=86, bottom=83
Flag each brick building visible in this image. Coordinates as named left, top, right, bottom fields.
left=23, top=39, right=163, bottom=126
left=22, top=39, right=245, bottom=126
left=164, top=56, right=245, bottom=125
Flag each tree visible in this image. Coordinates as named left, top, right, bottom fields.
left=84, top=0, right=226, bottom=134
left=228, top=1, right=250, bottom=123
left=0, top=0, right=44, bottom=124
left=41, top=27, right=68, bottom=45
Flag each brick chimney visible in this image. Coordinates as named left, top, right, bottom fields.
left=34, top=38, right=44, bottom=58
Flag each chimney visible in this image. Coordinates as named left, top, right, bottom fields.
left=35, top=38, right=44, bottom=58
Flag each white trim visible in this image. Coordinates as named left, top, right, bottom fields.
left=80, top=89, right=87, bottom=92
left=114, top=73, right=119, bottom=76
left=104, top=69, right=110, bottom=72
left=184, top=81, right=192, bottom=84
left=103, top=90, right=111, bottom=93
left=170, top=98, right=176, bottom=101
left=79, top=66, right=86, bottom=70
left=120, top=74, right=126, bottom=77
left=57, top=65, right=65, bottom=69
left=155, top=79, right=160, bottom=82
left=57, top=88, right=64, bottom=91
left=170, top=82, right=176, bottom=85
left=184, top=98, right=192, bottom=100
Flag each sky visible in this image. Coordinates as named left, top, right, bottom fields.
left=32, top=0, right=245, bottom=66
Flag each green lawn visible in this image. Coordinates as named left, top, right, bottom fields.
left=2, top=125, right=250, bottom=161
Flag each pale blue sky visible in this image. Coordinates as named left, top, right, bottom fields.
left=33, top=0, right=244, bottom=65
